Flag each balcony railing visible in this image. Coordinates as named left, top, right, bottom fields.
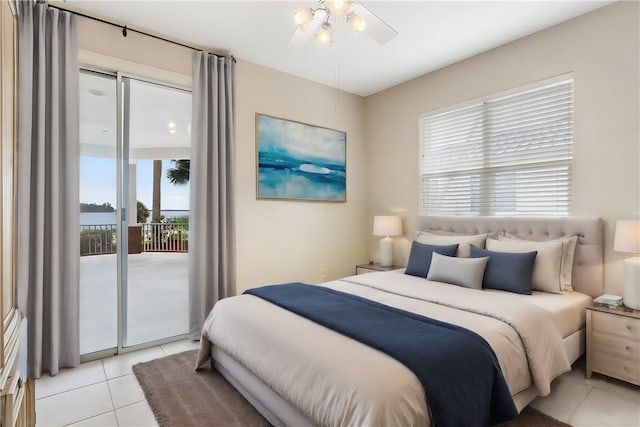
left=142, top=223, right=188, bottom=252
left=80, top=225, right=117, bottom=256
left=80, top=223, right=189, bottom=256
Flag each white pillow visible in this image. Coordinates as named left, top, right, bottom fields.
left=486, top=238, right=564, bottom=294
left=501, top=234, right=578, bottom=291
left=415, top=232, right=488, bottom=258
left=426, top=252, right=489, bottom=290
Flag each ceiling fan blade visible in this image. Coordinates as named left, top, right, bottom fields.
left=287, top=9, right=326, bottom=48
left=352, top=2, right=398, bottom=44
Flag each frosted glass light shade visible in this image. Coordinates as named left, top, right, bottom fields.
left=614, top=220, right=640, bottom=254
left=373, top=216, right=402, bottom=237
left=326, top=0, right=353, bottom=16
left=314, top=22, right=334, bottom=45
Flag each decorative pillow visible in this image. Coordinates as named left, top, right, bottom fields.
left=501, top=233, right=578, bottom=291
left=486, top=238, right=564, bottom=294
left=405, top=241, right=459, bottom=278
left=469, top=245, right=537, bottom=295
left=415, top=232, right=488, bottom=258
left=426, top=252, right=489, bottom=290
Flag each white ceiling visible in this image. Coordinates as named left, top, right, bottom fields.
left=79, top=71, right=192, bottom=159
left=68, top=0, right=613, bottom=97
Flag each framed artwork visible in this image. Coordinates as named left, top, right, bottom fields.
left=256, top=113, right=346, bottom=202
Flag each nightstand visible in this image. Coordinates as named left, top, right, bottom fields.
left=586, top=304, right=640, bottom=385
left=355, top=263, right=401, bottom=275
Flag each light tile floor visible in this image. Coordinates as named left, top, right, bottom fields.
left=36, top=345, right=640, bottom=427
left=36, top=339, right=200, bottom=427
left=529, top=357, right=640, bottom=426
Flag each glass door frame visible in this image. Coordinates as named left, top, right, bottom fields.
left=80, top=66, right=191, bottom=363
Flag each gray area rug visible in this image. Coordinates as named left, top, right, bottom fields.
left=133, top=350, right=571, bottom=427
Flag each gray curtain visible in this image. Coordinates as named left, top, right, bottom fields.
left=189, top=52, right=236, bottom=339
left=16, top=0, right=80, bottom=378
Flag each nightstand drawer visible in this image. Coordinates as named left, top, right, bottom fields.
left=591, top=331, right=640, bottom=361
left=591, top=311, right=640, bottom=340
left=591, top=351, right=640, bottom=384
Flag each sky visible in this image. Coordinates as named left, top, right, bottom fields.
left=79, top=157, right=189, bottom=211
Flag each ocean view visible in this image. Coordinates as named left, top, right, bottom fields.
left=80, top=210, right=189, bottom=226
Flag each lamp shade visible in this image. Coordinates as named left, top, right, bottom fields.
left=373, top=216, right=402, bottom=237
left=614, top=219, right=640, bottom=254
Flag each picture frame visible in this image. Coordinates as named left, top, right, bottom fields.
left=256, top=113, right=346, bottom=202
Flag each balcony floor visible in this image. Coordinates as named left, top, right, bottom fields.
left=80, top=252, right=188, bottom=355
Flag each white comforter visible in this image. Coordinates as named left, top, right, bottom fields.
left=196, top=272, right=570, bottom=426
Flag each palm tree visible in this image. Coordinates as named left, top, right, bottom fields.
left=167, top=159, right=190, bottom=185
left=152, top=160, right=162, bottom=221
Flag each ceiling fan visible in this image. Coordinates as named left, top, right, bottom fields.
left=289, top=0, right=398, bottom=46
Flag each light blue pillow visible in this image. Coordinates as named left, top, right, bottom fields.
left=405, top=241, right=459, bottom=278
left=469, top=245, right=537, bottom=295
left=426, top=252, right=489, bottom=290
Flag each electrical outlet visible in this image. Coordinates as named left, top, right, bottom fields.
left=320, top=267, right=328, bottom=281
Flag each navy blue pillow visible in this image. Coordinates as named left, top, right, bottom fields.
left=405, top=241, right=459, bottom=278
left=469, top=245, right=537, bottom=295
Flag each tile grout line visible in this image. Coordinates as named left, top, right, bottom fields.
left=105, top=379, right=121, bottom=427
left=115, top=400, right=159, bottom=427
left=578, top=386, right=639, bottom=426
left=61, top=409, right=116, bottom=427
left=565, top=382, right=595, bottom=423
left=35, top=377, right=106, bottom=401
left=591, top=381, right=640, bottom=404
left=101, top=358, right=123, bottom=427
left=102, top=358, right=122, bottom=427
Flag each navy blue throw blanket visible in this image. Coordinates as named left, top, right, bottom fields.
left=245, top=283, right=518, bottom=427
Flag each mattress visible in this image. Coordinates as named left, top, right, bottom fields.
left=391, top=268, right=592, bottom=339
left=483, top=289, right=593, bottom=338
left=197, top=271, right=572, bottom=426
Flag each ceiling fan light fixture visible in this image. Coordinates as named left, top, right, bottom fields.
left=325, top=0, right=353, bottom=17
left=315, top=22, right=335, bottom=45
left=347, top=12, right=367, bottom=34
left=289, top=0, right=396, bottom=46
left=293, top=7, right=314, bottom=30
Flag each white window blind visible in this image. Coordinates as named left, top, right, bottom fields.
left=420, top=78, right=573, bottom=216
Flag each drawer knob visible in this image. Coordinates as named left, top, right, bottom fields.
left=626, top=325, right=632, bottom=331
left=626, top=345, right=631, bottom=351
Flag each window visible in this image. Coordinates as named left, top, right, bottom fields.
left=419, top=78, right=573, bottom=217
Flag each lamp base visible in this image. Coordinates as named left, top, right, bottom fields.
left=623, top=257, right=640, bottom=310
left=379, top=237, right=394, bottom=267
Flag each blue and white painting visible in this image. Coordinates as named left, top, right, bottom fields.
left=257, top=114, right=346, bottom=202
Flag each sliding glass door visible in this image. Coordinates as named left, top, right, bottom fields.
left=123, top=77, right=191, bottom=347
left=79, top=69, right=191, bottom=357
left=79, top=70, right=118, bottom=355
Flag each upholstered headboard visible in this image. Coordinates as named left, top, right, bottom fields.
left=416, top=216, right=604, bottom=298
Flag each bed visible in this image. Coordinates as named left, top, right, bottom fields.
left=196, top=216, right=604, bottom=426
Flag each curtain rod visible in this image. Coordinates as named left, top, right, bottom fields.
left=47, top=3, right=236, bottom=62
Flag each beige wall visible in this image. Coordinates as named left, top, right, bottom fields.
left=235, top=60, right=366, bottom=292
left=77, top=17, right=367, bottom=294
left=77, top=2, right=639, bottom=294
left=364, top=2, right=640, bottom=295
left=78, top=18, right=191, bottom=76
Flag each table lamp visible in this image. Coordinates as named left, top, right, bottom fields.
left=614, top=219, right=640, bottom=310
left=373, top=216, right=402, bottom=267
